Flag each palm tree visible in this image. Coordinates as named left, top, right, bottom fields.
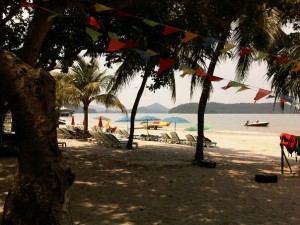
left=61, top=56, right=127, bottom=132
left=185, top=0, right=286, bottom=163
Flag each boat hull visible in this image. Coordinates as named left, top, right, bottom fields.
left=245, top=122, right=269, bottom=127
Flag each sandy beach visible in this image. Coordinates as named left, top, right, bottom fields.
left=0, top=130, right=300, bottom=225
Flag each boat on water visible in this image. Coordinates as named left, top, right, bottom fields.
left=141, top=120, right=171, bottom=130
left=244, top=120, right=270, bottom=127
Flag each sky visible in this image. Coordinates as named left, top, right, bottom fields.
left=104, top=26, right=296, bottom=109
left=110, top=61, right=273, bottom=109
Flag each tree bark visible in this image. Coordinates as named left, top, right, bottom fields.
left=0, top=50, right=72, bottom=225
left=126, top=71, right=150, bottom=149
left=194, top=34, right=228, bottom=162
left=83, top=104, right=89, bottom=133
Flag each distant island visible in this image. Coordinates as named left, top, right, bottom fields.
left=67, top=102, right=296, bottom=114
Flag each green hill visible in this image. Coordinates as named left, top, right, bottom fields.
left=169, top=102, right=296, bottom=114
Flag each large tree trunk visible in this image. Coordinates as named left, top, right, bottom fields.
left=126, top=71, right=150, bottom=149
left=83, top=104, right=89, bottom=133
left=0, top=50, right=73, bottom=225
left=194, top=35, right=228, bottom=162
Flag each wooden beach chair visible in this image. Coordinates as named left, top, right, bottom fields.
left=106, top=133, right=138, bottom=148
left=170, top=132, right=186, bottom=144
left=160, top=133, right=174, bottom=143
left=185, top=134, right=197, bottom=147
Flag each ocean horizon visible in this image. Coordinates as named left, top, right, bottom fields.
left=61, top=113, right=300, bottom=136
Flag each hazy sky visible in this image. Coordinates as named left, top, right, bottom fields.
left=114, top=61, right=273, bottom=109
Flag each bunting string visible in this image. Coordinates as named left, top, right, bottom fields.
left=19, top=0, right=300, bottom=104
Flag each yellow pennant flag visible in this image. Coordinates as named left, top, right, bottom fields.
left=181, top=32, right=199, bottom=43
left=94, top=3, right=113, bottom=11
left=47, top=13, right=60, bottom=21
left=86, top=27, right=101, bottom=42
left=291, top=61, right=300, bottom=72
left=220, top=43, right=235, bottom=53
left=254, top=51, right=268, bottom=61
left=108, top=32, right=120, bottom=39
left=182, top=65, right=196, bottom=74
left=146, top=49, right=158, bottom=56
left=237, top=85, right=250, bottom=92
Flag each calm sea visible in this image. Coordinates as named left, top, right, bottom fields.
left=62, top=113, right=300, bottom=136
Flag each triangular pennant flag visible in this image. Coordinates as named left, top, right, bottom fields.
left=277, top=57, right=289, bottom=64
left=181, top=32, right=198, bottom=43
left=89, top=16, right=100, bottom=30
left=254, top=51, right=268, bottom=61
left=202, top=38, right=216, bottom=47
left=208, top=75, right=223, bottom=82
left=280, top=95, right=294, bottom=104
left=196, top=70, right=206, bottom=76
left=280, top=98, right=287, bottom=103
left=221, top=82, right=233, bottom=90
left=162, top=26, right=180, bottom=35
left=236, top=85, right=250, bottom=92
left=94, top=3, right=113, bottom=11
left=146, top=49, right=158, bottom=56
left=181, top=65, right=196, bottom=75
left=220, top=43, right=235, bottom=53
left=116, top=10, right=135, bottom=17
left=266, top=95, right=275, bottom=99
left=123, top=40, right=139, bottom=48
left=291, top=61, right=300, bottom=72
left=86, top=27, right=101, bottom=42
left=157, top=58, right=176, bottom=76
left=47, top=13, right=60, bottom=21
left=20, top=0, right=37, bottom=8
left=135, top=49, right=151, bottom=61
left=239, top=48, right=254, bottom=56
left=143, top=19, right=160, bottom=27
left=108, top=32, right=120, bottom=39
left=254, top=88, right=272, bottom=102
left=107, top=39, right=126, bottom=52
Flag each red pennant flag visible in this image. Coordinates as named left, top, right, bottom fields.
left=208, top=75, right=223, bottom=82
left=239, top=48, right=254, bottom=56
left=123, top=40, right=139, bottom=48
left=254, top=88, right=272, bottom=102
left=162, top=26, right=180, bottom=35
left=107, top=39, right=126, bottom=52
left=116, top=10, right=135, bottom=17
left=276, top=57, right=289, bottom=64
left=89, top=16, right=100, bottom=30
left=20, top=0, right=37, bottom=8
left=196, top=70, right=206, bottom=76
left=157, top=58, right=176, bottom=76
left=221, top=83, right=233, bottom=90
left=280, top=98, right=287, bottom=103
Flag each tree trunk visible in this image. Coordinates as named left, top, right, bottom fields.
left=83, top=104, right=89, bottom=133
left=0, top=50, right=72, bottom=225
left=126, top=71, right=150, bottom=149
left=194, top=35, right=228, bottom=162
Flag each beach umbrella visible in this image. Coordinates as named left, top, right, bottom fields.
left=162, top=116, right=190, bottom=131
left=98, top=116, right=103, bottom=127
left=71, top=115, right=75, bottom=125
left=115, top=116, right=131, bottom=131
left=93, top=115, right=110, bottom=121
left=184, top=124, right=212, bottom=131
left=136, top=115, right=160, bottom=134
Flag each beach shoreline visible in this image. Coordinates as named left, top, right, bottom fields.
left=1, top=131, right=299, bottom=224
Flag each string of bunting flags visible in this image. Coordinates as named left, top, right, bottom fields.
left=19, top=0, right=300, bottom=104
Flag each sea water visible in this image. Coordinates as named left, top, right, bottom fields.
left=61, top=113, right=300, bottom=136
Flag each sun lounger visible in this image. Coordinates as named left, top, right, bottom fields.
left=185, top=134, right=197, bottom=147
left=170, top=132, right=186, bottom=144
left=160, top=133, right=174, bottom=143
left=106, top=133, right=138, bottom=148
left=194, top=135, right=217, bottom=147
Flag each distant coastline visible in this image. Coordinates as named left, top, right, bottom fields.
left=69, top=102, right=296, bottom=114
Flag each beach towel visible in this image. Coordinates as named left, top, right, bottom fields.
left=280, top=133, right=298, bottom=155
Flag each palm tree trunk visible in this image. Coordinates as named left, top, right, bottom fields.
left=83, top=104, right=89, bottom=133
left=126, top=71, right=150, bottom=149
left=0, top=50, right=72, bottom=225
left=194, top=34, right=228, bottom=162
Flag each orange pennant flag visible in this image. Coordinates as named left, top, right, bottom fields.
left=196, top=70, right=206, bottom=76
left=254, top=88, right=272, bottom=102
left=291, top=61, right=300, bottom=72
left=157, top=58, right=176, bottom=76
left=94, top=3, right=113, bottom=11
left=107, top=39, right=126, bottom=52
left=162, top=26, right=180, bottom=35
left=89, top=16, right=100, bottom=30
left=181, top=32, right=199, bottom=42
